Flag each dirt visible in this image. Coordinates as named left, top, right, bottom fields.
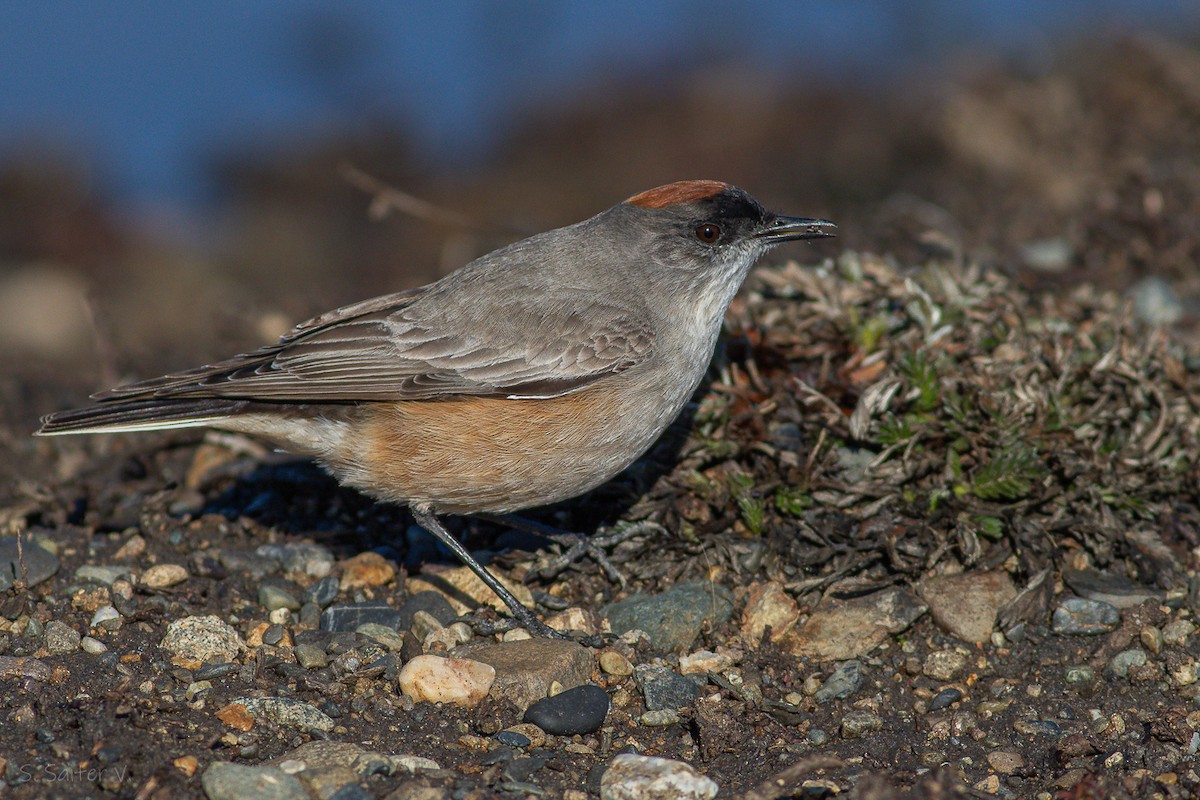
left=3, top=32, right=1200, bottom=800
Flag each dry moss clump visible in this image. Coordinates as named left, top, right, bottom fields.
left=629, top=253, right=1200, bottom=603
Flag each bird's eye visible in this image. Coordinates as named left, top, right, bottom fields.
left=694, top=223, right=721, bottom=244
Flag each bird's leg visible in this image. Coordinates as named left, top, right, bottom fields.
left=479, top=514, right=662, bottom=588
left=410, top=506, right=565, bottom=639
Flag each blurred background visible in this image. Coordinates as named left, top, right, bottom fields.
left=2, top=1, right=1199, bottom=427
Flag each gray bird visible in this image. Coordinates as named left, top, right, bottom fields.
left=39, top=180, right=835, bottom=636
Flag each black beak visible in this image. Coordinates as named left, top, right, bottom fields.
left=757, top=215, right=837, bottom=242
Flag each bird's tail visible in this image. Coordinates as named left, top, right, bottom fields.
left=36, top=398, right=249, bottom=436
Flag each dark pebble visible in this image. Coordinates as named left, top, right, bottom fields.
left=634, top=664, right=700, bottom=711
left=321, top=602, right=403, bottom=632
left=929, top=687, right=963, bottom=711
left=479, top=746, right=514, bottom=766
left=505, top=754, right=549, bottom=783
left=262, top=624, right=285, bottom=646
left=0, top=536, right=60, bottom=592
left=193, top=662, right=239, bottom=681
left=1051, top=598, right=1120, bottom=635
left=397, top=591, right=458, bottom=628
left=495, top=730, right=531, bottom=748
left=524, top=684, right=610, bottom=735
left=303, top=575, right=341, bottom=608
left=815, top=660, right=864, bottom=704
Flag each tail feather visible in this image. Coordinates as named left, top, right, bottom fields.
left=37, top=398, right=249, bottom=436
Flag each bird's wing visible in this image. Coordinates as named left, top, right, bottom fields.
left=92, top=285, right=655, bottom=403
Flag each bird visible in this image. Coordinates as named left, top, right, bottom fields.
left=38, top=180, right=835, bottom=637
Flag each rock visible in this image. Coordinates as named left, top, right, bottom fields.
left=258, top=583, right=301, bottom=613
left=923, top=650, right=968, bottom=682
left=303, top=575, right=341, bottom=608
left=161, top=616, right=244, bottom=664
left=407, top=565, right=532, bottom=615
left=1020, top=237, right=1074, bottom=273
left=397, top=655, right=495, bottom=707
left=454, top=638, right=593, bottom=711
left=201, top=762, right=308, bottom=800
left=80, top=636, right=108, bottom=655
left=397, top=591, right=459, bottom=629
left=918, top=570, right=1016, bottom=643
left=523, top=684, right=610, bottom=734
left=1163, top=620, right=1195, bottom=645
left=814, top=660, right=864, bottom=703
left=1051, top=598, right=1120, bottom=635
left=91, top=605, right=121, bottom=630
left=781, top=587, right=925, bottom=661
left=357, top=623, right=407, bottom=652
left=603, top=581, right=734, bottom=653
left=0, top=655, right=52, bottom=681
left=928, top=687, right=963, bottom=711
left=544, top=606, right=603, bottom=635
left=1062, top=568, right=1161, bottom=609
left=235, top=697, right=335, bottom=733
left=141, top=563, right=189, bottom=589
left=320, top=602, right=404, bottom=632
left=600, top=650, right=633, bottom=677
left=44, top=620, right=81, bottom=655
left=340, top=552, right=397, bottom=590
left=635, top=664, right=700, bottom=711
left=840, top=709, right=883, bottom=739
left=640, top=709, right=682, bottom=726
left=1131, top=276, right=1183, bottom=326
left=0, top=537, right=60, bottom=591
left=987, top=749, right=1025, bottom=774
left=1107, top=648, right=1148, bottom=679
left=599, top=753, right=718, bottom=800
left=294, top=643, right=329, bottom=670
left=740, top=581, right=802, bottom=643
left=679, top=649, right=733, bottom=675
left=75, top=565, right=131, bottom=586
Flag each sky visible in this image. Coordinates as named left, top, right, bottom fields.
left=0, top=1, right=1196, bottom=218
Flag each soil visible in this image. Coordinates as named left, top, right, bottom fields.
left=2, top=32, right=1200, bottom=800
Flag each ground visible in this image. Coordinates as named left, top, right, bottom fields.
left=2, top=33, right=1200, bottom=800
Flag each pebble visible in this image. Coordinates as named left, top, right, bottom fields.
left=236, top=697, right=335, bottom=733
left=302, top=575, right=340, bottom=608
left=1064, top=666, right=1095, bottom=684
left=0, top=537, right=60, bottom=591
left=635, top=664, right=700, bottom=711
left=814, top=660, right=864, bottom=703
left=261, top=543, right=336, bottom=581
left=80, top=636, right=108, bottom=654
left=1052, top=598, right=1120, bottom=635
left=1020, top=236, right=1074, bottom=273
left=1108, top=648, right=1148, bottom=679
left=1163, top=620, right=1195, bottom=645
left=782, top=587, right=926, bottom=661
left=808, top=729, right=829, bottom=746
left=201, top=762, right=308, bottom=800
left=1013, top=718, right=1062, bottom=737
left=258, top=584, right=301, bottom=612
left=141, top=563, right=189, bottom=589
left=603, top=580, right=734, bottom=653
left=929, top=687, right=963, bottom=711
left=44, top=620, right=81, bottom=655
left=340, top=551, right=397, bottom=590
left=599, top=753, right=718, bottom=800
left=840, top=709, right=883, bottom=739
left=495, top=729, right=531, bottom=747
left=1141, top=626, right=1165, bottom=655
left=679, top=649, right=733, bottom=676
left=294, top=643, right=329, bottom=670
left=1131, top=276, right=1184, bottom=326
left=640, top=709, right=682, bottom=726
left=523, top=683, right=610, bottom=735
left=160, top=616, right=244, bottom=664
left=75, top=564, right=130, bottom=586
left=320, top=601, right=404, bottom=632
left=987, top=749, right=1024, bottom=774
left=501, top=723, right=545, bottom=749
left=543, top=606, right=602, bottom=635
left=923, top=650, right=968, bottom=682
left=600, top=650, right=633, bottom=677
left=91, top=606, right=121, bottom=633
left=356, top=623, right=407, bottom=652
left=397, top=591, right=459, bottom=629
left=740, top=581, right=801, bottom=643
left=397, top=655, right=495, bottom=707
left=917, top=570, right=1016, bottom=643
left=454, top=638, right=594, bottom=711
